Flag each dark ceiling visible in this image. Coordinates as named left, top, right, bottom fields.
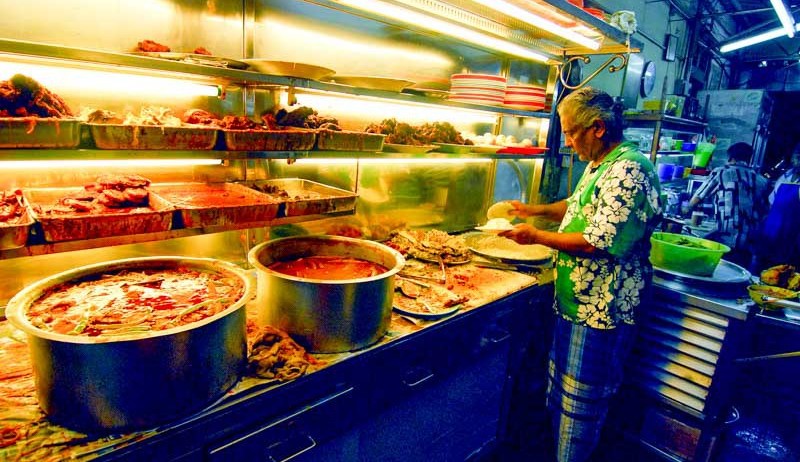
left=703, top=0, right=800, bottom=63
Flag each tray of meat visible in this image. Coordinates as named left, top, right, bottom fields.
left=223, top=128, right=316, bottom=151
left=88, top=124, right=219, bottom=150
left=0, top=118, right=81, bottom=148
left=25, top=175, right=174, bottom=242
left=315, top=129, right=385, bottom=152
left=0, top=190, right=33, bottom=250
left=243, top=179, right=357, bottom=217
left=149, top=182, right=281, bottom=228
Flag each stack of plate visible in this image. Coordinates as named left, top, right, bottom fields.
left=448, top=73, right=507, bottom=106
left=503, top=84, right=547, bottom=111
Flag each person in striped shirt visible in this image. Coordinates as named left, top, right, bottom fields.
left=687, top=142, right=769, bottom=269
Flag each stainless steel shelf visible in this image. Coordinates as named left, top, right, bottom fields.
left=1, top=210, right=354, bottom=260
left=0, top=148, right=547, bottom=161
left=0, top=39, right=551, bottom=119
left=625, top=113, right=708, bottom=130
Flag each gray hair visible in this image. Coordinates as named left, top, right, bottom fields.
left=557, top=87, right=624, bottom=142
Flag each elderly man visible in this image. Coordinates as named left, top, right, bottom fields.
left=500, top=87, right=662, bottom=462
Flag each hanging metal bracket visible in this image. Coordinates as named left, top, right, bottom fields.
left=559, top=53, right=629, bottom=90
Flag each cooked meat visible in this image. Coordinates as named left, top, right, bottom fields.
left=182, top=108, right=221, bottom=126
left=122, top=187, right=149, bottom=205
left=97, top=189, right=127, bottom=207
left=136, top=39, right=170, bottom=52
left=84, top=109, right=122, bottom=124
left=218, top=115, right=263, bottom=130
left=60, top=198, right=94, bottom=213
left=0, top=74, right=73, bottom=118
left=95, top=174, right=151, bottom=190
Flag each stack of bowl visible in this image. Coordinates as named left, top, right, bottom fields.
left=449, top=73, right=507, bottom=106
left=503, top=84, right=547, bottom=111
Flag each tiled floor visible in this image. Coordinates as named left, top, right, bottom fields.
left=491, top=401, right=800, bottom=462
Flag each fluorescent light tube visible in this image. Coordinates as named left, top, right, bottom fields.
left=770, top=0, right=796, bottom=37
left=720, top=26, right=789, bottom=52
left=0, top=159, right=223, bottom=169
left=0, top=62, right=221, bottom=98
left=335, top=0, right=552, bottom=62
left=471, top=0, right=600, bottom=50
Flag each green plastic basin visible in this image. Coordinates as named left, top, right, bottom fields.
left=650, top=232, right=730, bottom=276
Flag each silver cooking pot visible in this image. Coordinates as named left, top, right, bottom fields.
left=248, top=235, right=404, bottom=353
left=5, top=256, right=254, bottom=433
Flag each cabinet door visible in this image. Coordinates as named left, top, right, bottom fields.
left=357, top=306, right=514, bottom=462
left=207, top=387, right=359, bottom=462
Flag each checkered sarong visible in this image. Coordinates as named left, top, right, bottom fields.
left=546, top=316, right=637, bottom=462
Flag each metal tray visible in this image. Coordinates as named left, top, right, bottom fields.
left=316, top=130, right=385, bottom=152
left=149, top=182, right=280, bottom=228
left=222, top=129, right=316, bottom=151
left=25, top=188, right=174, bottom=242
left=0, top=209, right=33, bottom=250
left=130, top=52, right=249, bottom=69
left=0, top=118, right=81, bottom=148
left=88, top=124, right=218, bottom=150
left=653, top=259, right=751, bottom=286
left=242, top=179, right=357, bottom=218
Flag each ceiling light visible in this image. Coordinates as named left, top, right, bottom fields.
left=719, top=23, right=800, bottom=53
left=470, top=0, right=600, bottom=50
left=770, top=0, right=796, bottom=38
left=334, top=0, right=552, bottom=62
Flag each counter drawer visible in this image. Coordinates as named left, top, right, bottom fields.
left=207, top=387, right=357, bottom=462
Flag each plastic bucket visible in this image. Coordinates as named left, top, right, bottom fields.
left=657, top=163, right=675, bottom=181
left=693, top=142, right=715, bottom=168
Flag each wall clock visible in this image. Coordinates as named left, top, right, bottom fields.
left=641, top=60, right=656, bottom=97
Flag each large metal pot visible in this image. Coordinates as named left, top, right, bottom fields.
left=5, top=256, right=254, bottom=433
left=248, top=235, right=404, bottom=353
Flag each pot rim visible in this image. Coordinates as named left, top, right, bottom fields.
left=6, top=256, right=255, bottom=344
left=247, top=235, right=405, bottom=284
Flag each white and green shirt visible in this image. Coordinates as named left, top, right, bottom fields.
left=555, top=142, right=662, bottom=329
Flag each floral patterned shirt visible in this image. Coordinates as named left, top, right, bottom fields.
left=555, top=142, right=662, bottom=329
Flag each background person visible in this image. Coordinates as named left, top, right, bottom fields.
left=768, top=145, right=800, bottom=205
left=685, top=142, right=769, bottom=269
left=499, top=87, right=662, bottom=462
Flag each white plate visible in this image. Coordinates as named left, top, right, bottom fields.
left=330, top=76, right=415, bottom=92
left=432, top=143, right=472, bottom=154
left=475, top=225, right=514, bottom=234
left=487, top=201, right=515, bottom=220
left=464, top=232, right=554, bottom=263
left=383, top=143, right=437, bottom=153
left=244, top=60, right=335, bottom=80
left=470, top=145, right=503, bottom=154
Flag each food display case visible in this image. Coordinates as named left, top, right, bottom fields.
left=0, top=1, right=644, bottom=460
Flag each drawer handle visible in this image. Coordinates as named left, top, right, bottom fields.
left=484, top=329, right=511, bottom=344
left=402, top=367, right=434, bottom=387
left=266, top=434, right=317, bottom=462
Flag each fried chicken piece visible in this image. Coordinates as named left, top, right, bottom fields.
left=84, top=109, right=123, bottom=124
left=136, top=39, right=170, bottom=52
left=95, top=174, right=151, bottom=190
left=97, top=189, right=127, bottom=207
left=182, top=108, right=221, bottom=126
left=123, top=187, right=149, bottom=206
